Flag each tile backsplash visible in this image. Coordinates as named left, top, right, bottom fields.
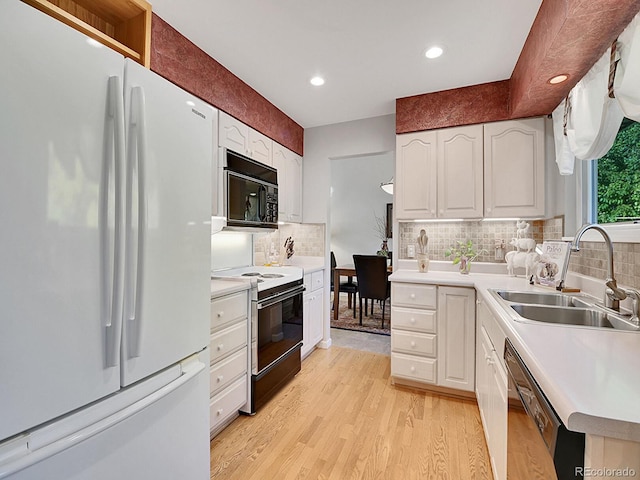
left=398, top=219, right=551, bottom=263
left=567, top=241, right=640, bottom=290
left=254, top=223, right=325, bottom=264
left=398, top=216, right=640, bottom=290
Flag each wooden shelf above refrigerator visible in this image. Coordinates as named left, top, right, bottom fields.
left=22, top=0, right=151, bottom=67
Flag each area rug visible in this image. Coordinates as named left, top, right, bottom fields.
left=331, top=295, right=391, bottom=336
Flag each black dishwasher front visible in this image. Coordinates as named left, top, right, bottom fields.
left=504, top=339, right=585, bottom=479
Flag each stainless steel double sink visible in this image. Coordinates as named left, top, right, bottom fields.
left=490, top=289, right=640, bottom=331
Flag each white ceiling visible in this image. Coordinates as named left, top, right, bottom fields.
left=150, top=0, right=542, bottom=129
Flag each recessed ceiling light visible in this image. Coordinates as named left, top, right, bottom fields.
left=310, top=76, right=325, bottom=86
left=425, top=46, right=443, bottom=59
left=548, top=74, right=569, bottom=84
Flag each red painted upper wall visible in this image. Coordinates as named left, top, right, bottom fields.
left=396, top=81, right=510, bottom=134
left=397, top=0, right=640, bottom=134
left=150, top=14, right=304, bottom=156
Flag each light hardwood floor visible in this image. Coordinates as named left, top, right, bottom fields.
left=211, top=347, right=492, bottom=479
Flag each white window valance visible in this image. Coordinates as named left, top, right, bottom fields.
left=614, top=12, right=640, bottom=121
left=553, top=12, right=640, bottom=175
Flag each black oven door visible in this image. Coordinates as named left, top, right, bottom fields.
left=256, top=285, right=304, bottom=373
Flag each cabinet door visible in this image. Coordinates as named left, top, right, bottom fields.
left=484, top=117, right=545, bottom=218
left=490, top=349, right=508, bottom=480
left=211, top=109, right=224, bottom=217
left=272, top=143, right=290, bottom=221
left=219, top=110, right=249, bottom=155
left=309, top=292, right=323, bottom=349
left=395, top=131, right=437, bottom=219
left=288, top=153, right=303, bottom=222
left=437, top=125, right=483, bottom=218
left=273, top=143, right=302, bottom=222
left=476, top=325, right=492, bottom=436
left=302, top=292, right=323, bottom=358
left=248, top=129, right=273, bottom=166
left=437, top=287, right=476, bottom=391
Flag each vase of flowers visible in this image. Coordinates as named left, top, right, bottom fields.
left=373, top=212, right=389, bottom=258
left=444, top=240, right=486, bottom=274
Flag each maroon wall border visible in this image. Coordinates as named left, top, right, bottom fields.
left=396, top=81, right=510, bottom=134
left=150, top=14, right=304, bottom=156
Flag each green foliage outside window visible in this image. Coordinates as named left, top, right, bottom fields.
left=597, top=119, right=640, bottom=223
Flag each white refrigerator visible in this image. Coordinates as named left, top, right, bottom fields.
left=0, top=1, right=212, bottom=478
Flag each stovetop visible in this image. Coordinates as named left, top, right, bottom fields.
left=212, top=265, right=304, bottom=292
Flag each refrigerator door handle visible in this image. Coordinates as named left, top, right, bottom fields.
left=124, top=86, right=147, bottom=359
left=102, top=76, right=125, bottom=368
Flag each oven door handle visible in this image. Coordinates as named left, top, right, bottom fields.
left=257, top=285, right=305, bottom=309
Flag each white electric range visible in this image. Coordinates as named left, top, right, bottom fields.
left=212, top=265, right=305, bottom=413
left=212, top=265, right=304, bottom=298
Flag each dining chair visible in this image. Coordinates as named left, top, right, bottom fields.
left=331, top=251, right=358, bottom=318
left=352, top=254, right=390, bottom=327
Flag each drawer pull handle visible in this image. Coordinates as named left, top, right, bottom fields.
left=217, top=311, right=224, bottom=317
left=410, top=341, right=416, bottom=348
left=410, top=366, right=416, bottom=373
left=410, top=293, right=416, bottom=299
left=410, top=318, right=416, bottom=324
left=217, top=375, right=223, bottom=383
left=217, top=408, right=223, bottom=416
left=217, top=344, right=224, bottom=351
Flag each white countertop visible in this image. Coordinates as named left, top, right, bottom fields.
left=210, top=278, right=251, bottom=298
left=284, top=256, right=325, bottom=273
left=389, top=268, right=640, bottom=442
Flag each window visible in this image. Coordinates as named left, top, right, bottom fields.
left=589, top=118, right=640, bottom=224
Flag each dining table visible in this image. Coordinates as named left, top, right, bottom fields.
left=333, top=263, right=392, bottom=320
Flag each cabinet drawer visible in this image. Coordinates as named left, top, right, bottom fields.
left=211, top=291, right=248, bottom=332
left=392, top=330, right=436, bottom=357
left=391, top=306, right=437, bottom=333
left=210, top=322, right=247, bottom=364
left=210, top=347, right=247, bottom=396
left=210, top=377, right=247, bottom=432
left=391, top=352, right=437, bottom=383
left=392, top=283, right=437, bottom=308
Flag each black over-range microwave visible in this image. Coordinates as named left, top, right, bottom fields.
left=222, top=148, right=278, bottom=230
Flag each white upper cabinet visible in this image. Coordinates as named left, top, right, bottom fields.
left=211, top=109, right=223, bottom=217
left=437, top=125, right=483, bottom=218
left=396, top=117, right=546, bottom=220
left=219, top=111, right=272, bottom=165
left=219, top=111, right=249, bottom=154
left=248, top=129, right=273, bottom=166
left=396, top=126, right=482, bottom=220
left=483, top=117, right=545, bottom=218
left=273, top=142, right=302, bottom=223
left=395, top=131, right=437, bottom=219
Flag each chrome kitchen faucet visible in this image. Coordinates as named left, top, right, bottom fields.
left=571, top=224, right=627, bottom=311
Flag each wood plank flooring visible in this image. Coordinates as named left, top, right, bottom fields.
left=211, top=347, right=492, bottom=480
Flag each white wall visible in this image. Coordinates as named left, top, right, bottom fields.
left=330, top=152, right=393, bottom=266
left=302, top=114, right=396, bottom=347
left=302, top=114, right=396, bottom=224
left=210, top=231, right=252, bottom=271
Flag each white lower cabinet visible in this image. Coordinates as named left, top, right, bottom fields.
left=209, top=288, right=250, bottom=438
left=390, top=282, right=475, bottom=392
left=437, top=287, right=476, bottom=392
left=302, top=269, right=324, bottom=358
left=476, top=299, right=508, bottom=480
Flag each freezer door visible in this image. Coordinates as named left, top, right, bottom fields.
left=0, top=1, right=125, bottom=441
left=0, top=352, right=210, bottom=480
left=120, top=60, right=213, bottom=385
